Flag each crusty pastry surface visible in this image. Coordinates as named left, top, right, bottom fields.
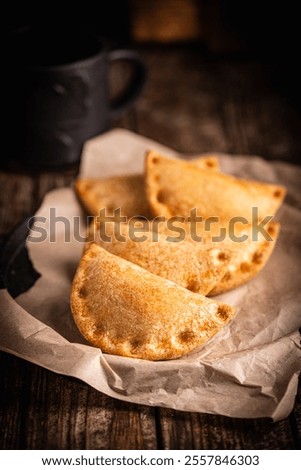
left=156, top=219, right=280, bottom=295
left=70, top=244, right=235, bottom=361
left=75, top=174, right=151, bottom=218
left=208, top=222, right=280, bottom=295
left=74, top=155, right=220, bottom=219
left=145, top=150, right=286, bottom=224
left=88, top=220, right=232, bottom=295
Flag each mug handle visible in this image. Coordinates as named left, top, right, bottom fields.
left=108, top=49, right=146, bottom=121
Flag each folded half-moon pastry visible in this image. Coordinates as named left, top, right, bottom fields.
left=156, top=219, right=280, bottom=295
left=146, top=151, right=286, bottom=224
left=89, top=220, right=232, bottom=295
left=70, top=244, right=235, bottom=360
left=75, top=174, right=152, bottom=219
left=74, top=155, right=220, bottom=219
left=207, top=222, right=280, bottom=295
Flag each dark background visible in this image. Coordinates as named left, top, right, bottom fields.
left=6, top=2, right=301, bottom=63
left=6, top=1, right=301, bottom=143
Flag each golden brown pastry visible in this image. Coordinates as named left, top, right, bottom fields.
left=156, top=219, right=280, bottom=295
left=208, top=222, right=280, bottom=295
left=88, top=219, right=232, bottom=295
left=145, top=150, right=286, bottom=224
left=75, top=174, right=151, bottom=219
left=74, top=155, right=220, bottom=219
left=70, top=244, right=235, bottom=360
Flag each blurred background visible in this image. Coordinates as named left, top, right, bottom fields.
left=5, top=0, right=301, bottom=57
left=5, top=0, right=301, bottom=164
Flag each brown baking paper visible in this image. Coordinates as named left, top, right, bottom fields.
left=0, top=129, right=300, bottom=420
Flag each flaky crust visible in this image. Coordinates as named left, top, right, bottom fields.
left=70, top=244, right=235, bottom=361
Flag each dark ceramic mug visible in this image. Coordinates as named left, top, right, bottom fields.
left=6, top=30, right=146, bottom=167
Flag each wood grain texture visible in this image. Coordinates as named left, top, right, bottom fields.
left=0, top=46, right=300, bottom=450
left=136, top=46, right=301, bottom=164
left=0, top=172, right=35, bottom=235
left=158, top=408, right=297, bottom=450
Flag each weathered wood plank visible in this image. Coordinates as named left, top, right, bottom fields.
left=135, top=47, right=301, bottom=164
left=0, top=354, right=24, bottom=449
left=158, top=408, right=296, bottom=449
left=0, top=172, right=36, bottom=235
left=290, top=380, right=301, bottom=449
left=104, top=400, right=157, bottom=450
left=0, top=352, right=158, bottom=450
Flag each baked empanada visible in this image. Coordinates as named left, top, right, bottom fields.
left=75, top=155, right=220, bottom=219
left=71, top=244, right=235, bottom=360
left=146, top=151, right=286, bottom=224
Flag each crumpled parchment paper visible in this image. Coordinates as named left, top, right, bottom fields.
left=0, top=129, right=300, bottom=421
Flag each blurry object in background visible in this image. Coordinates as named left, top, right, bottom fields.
left=128, top=0, right=301, bottom=113
left=128, top=0, right=243, bottom=54
left=128, top=0, right=203, bottom=43
left=5, top=29, right=146, bottom=169
left=128, top=0, right=301, bottom=62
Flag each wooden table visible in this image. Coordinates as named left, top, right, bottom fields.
left=1, top=45, right=300, bottom=449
